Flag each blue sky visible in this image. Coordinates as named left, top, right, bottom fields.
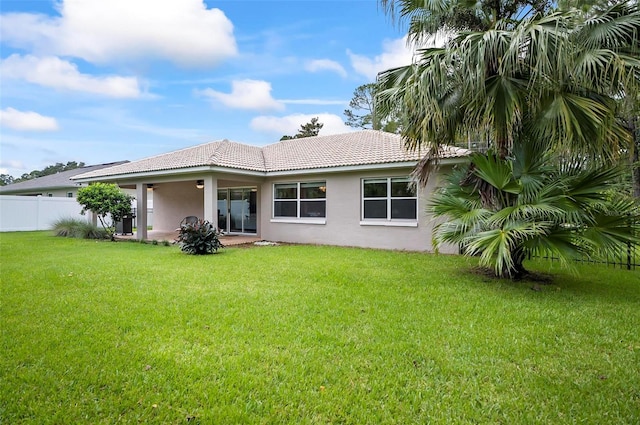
left=0, top=0, right=414, bottom=178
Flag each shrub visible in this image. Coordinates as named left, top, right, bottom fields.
left=52, top=218, right=108, bottom=239
left=176, top=220, right=224, bottom=255
left=77, top=183, right=134, bottom=241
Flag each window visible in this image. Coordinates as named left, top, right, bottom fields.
left=67, top=192, right=73, bottom=198
left=274, top=181, right=326, bottom=219
left=362, top=177, right=417, bottom=222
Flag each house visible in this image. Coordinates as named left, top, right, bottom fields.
left=73, top=130, right=469, bottom=252
left=0, top=162, right=128, bottom=197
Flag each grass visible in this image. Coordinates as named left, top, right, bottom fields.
left=1, top=232, right=639, bottom=424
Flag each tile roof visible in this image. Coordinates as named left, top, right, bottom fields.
left=0, top=161, right=128, bottom=194
left=75, top=140, right=264, bottom=179
left=263, top=130, right=466, bottom=171
left=73, top=130, right=470, bottom=180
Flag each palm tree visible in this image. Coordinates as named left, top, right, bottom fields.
left=431, top=139, right=640, bottom=278
left=380, top=0, right=555, bottom=36
left=377, top=1, right=640, bottom=184
left=377, top=1, right=640, bottom=278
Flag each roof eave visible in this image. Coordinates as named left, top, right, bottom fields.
left=266, top=156, right=467, bottom=176
left=72, top=165, right=268, bottom=183
left=0, top=183, right=83, bottom=193
left=71, top=156, right=468, bottom=182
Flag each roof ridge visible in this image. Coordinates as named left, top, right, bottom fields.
left=268, top=129, right=398, bottom=146
left=208, top=139, right=229, bottom=164
left=129, top=139, right=228, bottom=164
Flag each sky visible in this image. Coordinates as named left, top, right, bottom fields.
left=0, top=0, right=415, bottom=178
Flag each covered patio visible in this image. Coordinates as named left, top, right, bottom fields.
left=116, top=230, right=263, bottom=247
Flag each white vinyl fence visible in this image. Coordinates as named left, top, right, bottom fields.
left=0, top=195, right=88, bottom=232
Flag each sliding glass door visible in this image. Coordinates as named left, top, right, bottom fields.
left=217, top=188, right=257, bottom=234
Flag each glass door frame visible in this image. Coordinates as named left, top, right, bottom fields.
left=217, top=187, right=258, bottom=235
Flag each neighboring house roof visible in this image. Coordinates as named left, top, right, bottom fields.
left=0, top=161, right=129, bottom=195
left=73, top=130, right=470, bottom=181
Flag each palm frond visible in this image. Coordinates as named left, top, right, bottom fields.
left=578, top=1, right=640, bottom=50
left=470, top=152, right=520, bottom=193
left=465, top=221, right=551, bottom=277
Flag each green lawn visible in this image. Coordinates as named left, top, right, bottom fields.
left=1, top=232, right=639, bottom=424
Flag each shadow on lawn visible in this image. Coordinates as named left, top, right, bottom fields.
left=454, top=263, right=640, bottom=304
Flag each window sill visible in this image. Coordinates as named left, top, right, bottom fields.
left=359, top=220, right=418, bottom=227
left=271, top=218, right=326, bottom=225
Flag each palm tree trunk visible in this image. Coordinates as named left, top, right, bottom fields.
left=632, top=116, right=640, bottom=199
left=510, top=246, right=527, bottom=279
left=496, top=133, right=510, bottom=159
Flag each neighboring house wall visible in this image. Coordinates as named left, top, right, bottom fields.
left=48, top=189, right=77, bottom=197
left=1, top=188, right=80, bottom=197
left=0, top=195, right=88, bottom=232
left=31, top=189, right=78, bottom=197
left=259, top=166, right=456, bottom=253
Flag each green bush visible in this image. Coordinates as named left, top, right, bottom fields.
left=76, top=183, right=134, bottom=241
left=52, top=218, right=108, bottom=239
left=176, top=219, right=224, bottom=255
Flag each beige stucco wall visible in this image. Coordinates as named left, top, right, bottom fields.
left=146, top=166, right=458, bottom=253
left=152, top=181, right=204, bottom=231
left=149, top=175, right=263, bottom=232
left=259, top=166, right=458, bottom=253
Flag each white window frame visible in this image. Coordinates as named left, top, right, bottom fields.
left=271, top=181, right=326, bottom=224
left=360, top=177, right=418, bottom=227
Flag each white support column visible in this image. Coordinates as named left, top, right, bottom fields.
left=136, top=183, right=148, bottom=240
left=203, top=175, right=217, bottom=225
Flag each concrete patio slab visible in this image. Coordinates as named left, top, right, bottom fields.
left=116, top=230, right=263, bottom=246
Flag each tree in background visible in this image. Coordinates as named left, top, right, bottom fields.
left=344, top=83, right=377, bottom=129
left=280, top=117, right=324, bottom=140
left=76, top=183, right=133, bottom=241
left=13, top=161, right=85, bottom=183
left=0, top=174, right=14, bottom=186
left=344, top=83, right=401, bottom=133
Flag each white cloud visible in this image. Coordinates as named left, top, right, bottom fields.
left=280, top=99, right=347, bottom=106
left=0, top=159, right=26, bottom=170
left=0, top=0, right=237, bottom=67
left=0, top=107, right=59, bottom=131
left=305, top=59, right=347, bottom=78
left=347, top=36, right=415, bottom=81
left=0, top=55, right=143, bottom=98
left=250, top=113, right=353, bottom=137
left=199, top=80, right=284, bottom=111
